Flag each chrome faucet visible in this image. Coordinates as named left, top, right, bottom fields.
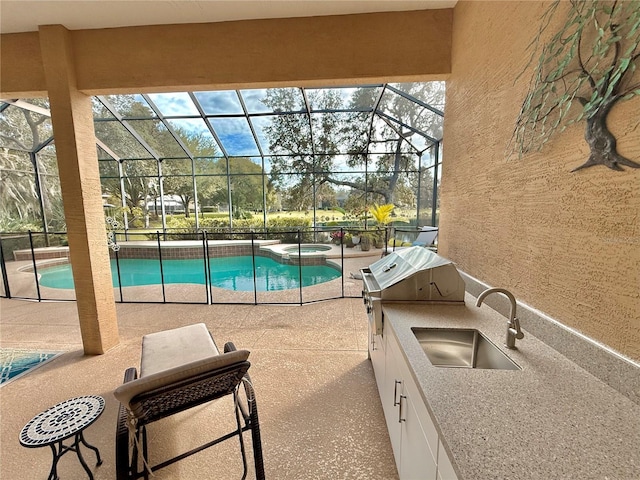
left=476, top=288, right=524, bottom=349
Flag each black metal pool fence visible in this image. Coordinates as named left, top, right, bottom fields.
left=0, top=227, right=393, bottom=305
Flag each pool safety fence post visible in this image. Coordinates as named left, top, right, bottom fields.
left=297, top=229, right=303, bottom=305
left=251, top=231, right=258, bottom=305
left=202, top=231, right=212, bottom=305
left=28, top=231, right=42, bottom=302
left=156, top=232, right=166, bottom=303
left=114, top=245, right=124, bottom=303
left=0, top=234, right=11, bottom=299
left=340, top=227, right=345, bottom=298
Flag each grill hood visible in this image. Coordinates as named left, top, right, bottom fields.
left=361, top=247, right=465, bottom=303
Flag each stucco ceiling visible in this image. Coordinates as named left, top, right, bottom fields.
left=0, top=0, right=457, bottom=34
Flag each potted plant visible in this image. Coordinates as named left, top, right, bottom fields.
left=330, top=230, right=344, bottom=245
left=370, top=230, right=385, bottom=249
left=360, top=232, right=372, bottom=251
left=344, top=233, right=356, bottom=248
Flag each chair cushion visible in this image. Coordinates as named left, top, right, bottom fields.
left=113, top=349, right=250, bottom=409
left=141, top=323, right=219, bottom=377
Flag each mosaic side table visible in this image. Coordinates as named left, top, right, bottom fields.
left=19, top=395, right=104, bottom=480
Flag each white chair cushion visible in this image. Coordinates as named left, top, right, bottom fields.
left=140, top=323, right=218, bottom=377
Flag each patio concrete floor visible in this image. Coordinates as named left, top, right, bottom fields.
left=0, top=296, right=398, bottom=479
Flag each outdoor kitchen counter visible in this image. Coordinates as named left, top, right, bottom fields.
left=382, top=296, right=640, bottom=480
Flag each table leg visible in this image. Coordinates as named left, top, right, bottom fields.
left=74, top=431, right=102, bottom=480
left=48, top=442, right=61, bottom=480
left=79, top=431, right=103, bottom=466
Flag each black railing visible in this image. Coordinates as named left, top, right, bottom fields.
left=0, top=227, right=399, bottom=305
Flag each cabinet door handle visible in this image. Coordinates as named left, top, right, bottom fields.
left=393, top=380, right=402, bottom=406
left=398, top=395, right=407, bottom=423
left=371, top=336, right=376, bottom=351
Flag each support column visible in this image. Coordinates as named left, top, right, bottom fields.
left=39, top=25, right=119, bottom=354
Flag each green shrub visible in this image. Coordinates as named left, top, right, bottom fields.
left=266, top=217, right=313, bottom=242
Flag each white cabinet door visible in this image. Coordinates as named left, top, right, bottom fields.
left=383, top=332, right=403, bottom=468
left=386, top=330, right=436, bottom=480
left=399, top=393, right=438, bottom=480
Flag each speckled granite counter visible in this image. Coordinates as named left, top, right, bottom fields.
left=382, top=295, right=640, bottom=480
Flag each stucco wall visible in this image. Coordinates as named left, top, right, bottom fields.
left=439, top=1, right=640, bottom=361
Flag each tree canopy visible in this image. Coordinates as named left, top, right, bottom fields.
left=263, top=83, right=444, bottom=210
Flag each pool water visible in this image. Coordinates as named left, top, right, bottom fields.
left=1, top=348, right=60, bottom=385
left=38, top=256, right=341, bottom=292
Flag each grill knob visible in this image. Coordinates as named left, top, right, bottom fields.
left=366, top=305, right=372, bottom=313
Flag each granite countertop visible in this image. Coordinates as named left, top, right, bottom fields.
left=382, top=295, right=640, bottom=480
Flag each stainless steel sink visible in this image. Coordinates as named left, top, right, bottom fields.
left=412, top=328, right=521, bottom=370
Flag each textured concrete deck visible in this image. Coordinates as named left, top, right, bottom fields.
left=0, top=296, right=398, bottom=479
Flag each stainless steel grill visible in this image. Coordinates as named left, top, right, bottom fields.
left=361, top=247, right=466, bottom=334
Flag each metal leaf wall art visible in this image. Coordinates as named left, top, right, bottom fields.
left=512, top=0, right=640, bottom=171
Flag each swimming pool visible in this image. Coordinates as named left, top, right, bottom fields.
left=37, top=256, right=341, bottom=291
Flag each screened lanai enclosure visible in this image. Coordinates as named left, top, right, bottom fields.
left=0, top=82, right=444, bottom=304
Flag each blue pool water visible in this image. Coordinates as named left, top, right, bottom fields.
left=1, top=349, right=60, bottom=385
left=38, top=256, right=341, bottom=291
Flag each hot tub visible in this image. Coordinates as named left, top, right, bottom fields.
left=283, top=244, right=332, bottom=253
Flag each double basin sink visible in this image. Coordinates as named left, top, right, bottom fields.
left=412, top=327, right=520, bottom=370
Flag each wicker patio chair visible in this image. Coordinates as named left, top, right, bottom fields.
left=114, top=325, right=265, bottom=480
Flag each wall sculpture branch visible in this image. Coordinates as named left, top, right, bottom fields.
left=512, top=0, right=640, bottom=171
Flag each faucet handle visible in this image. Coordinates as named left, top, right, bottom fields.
left=512, top=317, right=525, bottom=340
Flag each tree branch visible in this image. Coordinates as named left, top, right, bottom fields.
left=616, top=82, right=640, bottom=99
left=0, top=133, right=30, bottom=151
left=325, top=177, right=388, bottom=199
left=577, top=27, right=597, bottom=90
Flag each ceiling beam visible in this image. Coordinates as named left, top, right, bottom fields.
left=1, top=10, right=452, bottom=97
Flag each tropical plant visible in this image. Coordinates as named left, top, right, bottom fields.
left=512, top=0, right=640, bottom=171
left=369, top=203, right=395, bottom=226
